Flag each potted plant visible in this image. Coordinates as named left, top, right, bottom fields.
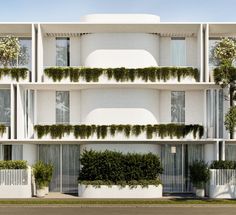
left=33, top=161, right=53, bottom=197
left=189, top=160, right=210, bottom=198
left=43, top=163, right=53, bottom=195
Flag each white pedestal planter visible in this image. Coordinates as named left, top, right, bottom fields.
left=78, top=184, right=163, bottom=198
left=36, top=188, right=46, bottom=198
left=195, top=188, right=205, bottom=198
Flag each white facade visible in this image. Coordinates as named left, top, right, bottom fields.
left=0, top=14, right=235, bottom=195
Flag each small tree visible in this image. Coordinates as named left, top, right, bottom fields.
left=214, top=38, right=236, bottom=67
left=214, top=38, right=236, bottom=138
left=0, top=35, right=20, bottom=67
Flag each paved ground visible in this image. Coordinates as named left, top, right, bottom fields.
left=0, top=205, right=236, bottom=215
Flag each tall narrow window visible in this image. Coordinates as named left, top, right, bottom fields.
left=56, top=91, right=70, bottom=124
left=56, top=37, right=70, bottom=66
left=18, top=38, right=32, bottom=70
left=209, top=37, right=220, bottom=68
left=0, top=89, right=10, bottom=126
left=171, top=37, right=186, bottom=66
left=171, top=91, right=185, bottom=123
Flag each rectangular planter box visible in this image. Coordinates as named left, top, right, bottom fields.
left=209, top=185, right=236, bottom=199
left=78, top=184, right=162, bottom=198
left=0, top=126, right=10, bottom=139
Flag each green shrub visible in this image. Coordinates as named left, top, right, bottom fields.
left=78, top=150, right=163, bottom=187
left=0, top=160, right=27, bottom=169
left=33, top=161, right=54, bottom=189
left=44, top=67, right=199, bottom=82
left=34, top=124, right=204, bottom=140
left=210, top=160, right=236, bottom=169
left=0, top=68, right=28, bottom=81
left=189, top=160, right=210, bottom=188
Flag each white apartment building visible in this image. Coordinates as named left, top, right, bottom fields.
left=0, top=14, right=234, bottom=194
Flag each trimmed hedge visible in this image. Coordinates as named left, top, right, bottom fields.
left=0, top=124, right=6, bottom=136
left=44, top=67, right=199, bottom=82
left=210, top=160, right=236, bottom=169
left=34, top=124, right=204, bottom=140
left=78, top=150, right=163, bottom=187
left=0, top=68, right=28, bottom=81
left=0, top=160, right=28, bottom=169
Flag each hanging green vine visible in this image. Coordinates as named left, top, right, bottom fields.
left=0, top=124, right=6, bottom=136
left=0, top=68, right=28, bottom=81
left=34, top=124, right=204, bottom=140
left=44, top=67, right=199, bottom=82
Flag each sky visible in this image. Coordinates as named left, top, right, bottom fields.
left=0, top=0, right=236, bottom=22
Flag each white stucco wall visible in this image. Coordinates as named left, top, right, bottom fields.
left=185, top=90, right=204, bottom=124
left=36, top=90, right=81, bottom=125
left=159, top=36, right=198, bottom=68
left=81, top=33, right=159, bottom=68
left=22, top=144, right=37, bottom=166
left=159, top=90, right=204, bottom=124
left=43, top=36, right=81, bottom=67
left=37, top=91, right=55, bottom=124
left=35, top=89, right=204, bottom=126
left=80, top=89, right=159, bottom=124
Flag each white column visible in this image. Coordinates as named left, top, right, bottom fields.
left=204, top=24, right=209, bottom=82
left=37, top=24, right=44, bottom=82
left=31, top=24, right=36, bottom=82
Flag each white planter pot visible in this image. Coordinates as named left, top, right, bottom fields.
left=78, top=184, right=163, bottom=198
left=43, top=186, right=49, bottom=195
left=36, top=188, right=46, bottom=198
left=195, top=188, right=205, bottom=198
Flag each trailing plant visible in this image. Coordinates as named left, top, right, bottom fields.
left=189, top=160, right=210, bottom=189
left=210, top=160, right=236, bottom=169
left=0, top=160, right=27, bottom=169
left=33, top=160, right=54, bottom=189
left=78, top=150, right=163, bottom=187
left=0, top=124, right=6, bottom=136
left=44, top=67, right=199, bottom=82
left=34, top=124, right=204, bottom=140
left=0, top=68, right=28, bottom=81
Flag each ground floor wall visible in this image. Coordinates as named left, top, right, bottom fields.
left=0, top=142, right=221, bottom=194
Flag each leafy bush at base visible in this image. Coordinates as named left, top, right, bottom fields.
left=78, top=150, right=163, bottom=187
left=210, top=160, right=236, bottom=169
left=0, top=160, right=27, bottom=169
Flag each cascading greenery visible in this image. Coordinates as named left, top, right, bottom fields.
left=34, top=124, right=204, bottom=140
left=0, top=68, right=28, bottom=81
left=0, top=124, right=6, bottom=136
left=44, top=67, right=199, bottom=82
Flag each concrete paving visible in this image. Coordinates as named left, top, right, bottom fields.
left=0, top=205, right=236, bottom=215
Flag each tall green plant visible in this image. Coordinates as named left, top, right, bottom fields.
left=213, top=38, right=236, bottom=138
left=189, top=160, right=210, bottom=188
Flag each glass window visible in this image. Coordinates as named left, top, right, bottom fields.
left=171, top=91, right=185, bottom=123
left=0, top=89, right=10, bottom=126
left=18, top=38, right=32, bottom=70
left=209, top=37, right=220, bottom=68
left=56, top=91, right=70, bottom=124
left=56, top=37, right=70, bottom=66
left=171, top=37, right=186, bottom=66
